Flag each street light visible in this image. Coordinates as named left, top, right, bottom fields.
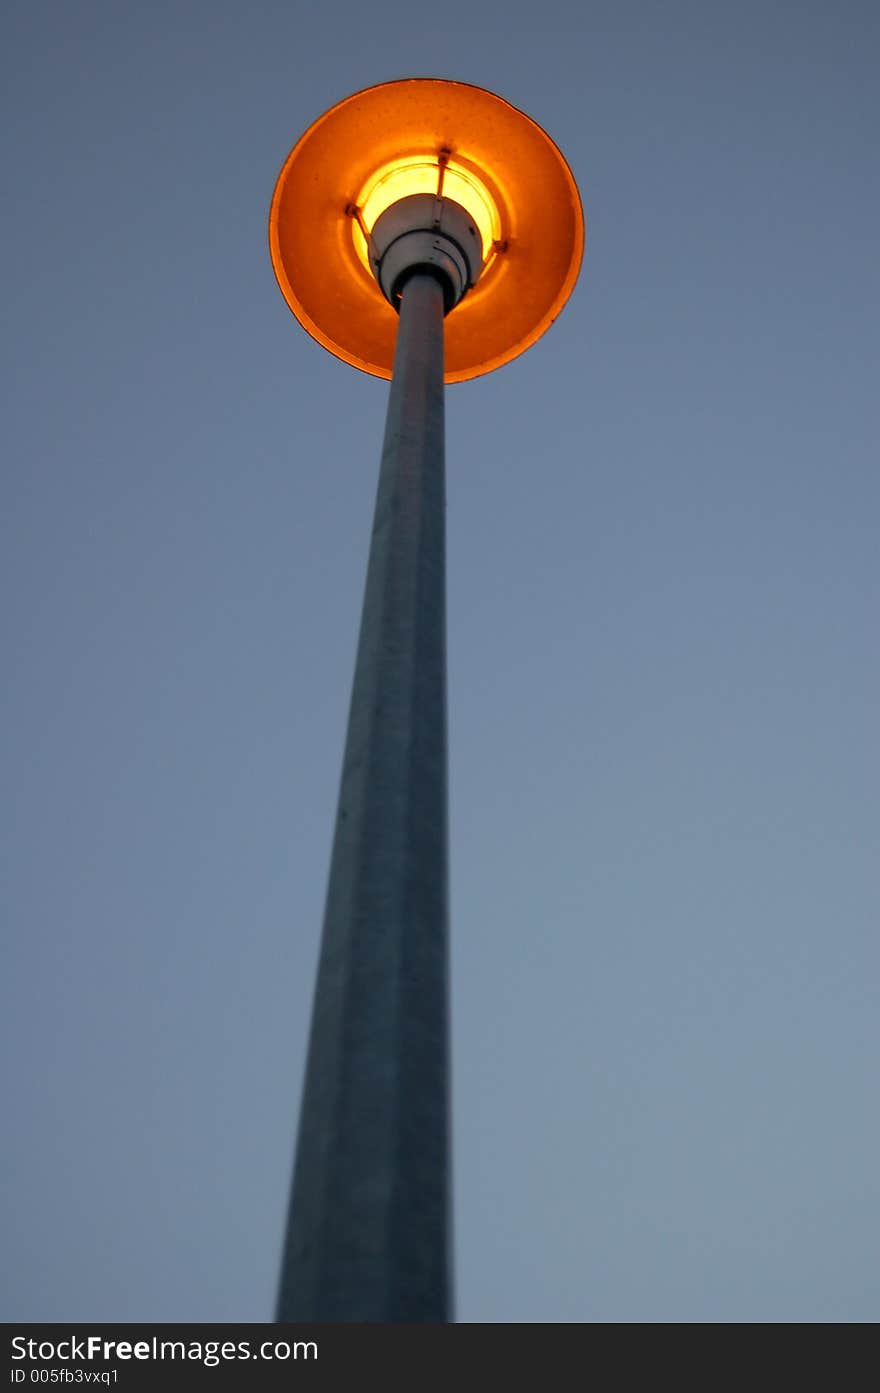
left=270, top=78, right=583, bottom=1323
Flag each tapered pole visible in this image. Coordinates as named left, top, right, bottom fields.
left=277, top=274, right=451, bottom=1323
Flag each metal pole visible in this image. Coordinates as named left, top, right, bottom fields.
left=276, top=273, right=451, bottom=1323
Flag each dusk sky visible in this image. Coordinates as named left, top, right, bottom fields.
left=3, top=1, right=878, bottom=1321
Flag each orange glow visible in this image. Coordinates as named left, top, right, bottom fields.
left=269, top=79, right=584, bottom=383
left=353, top=156, right=501, bottom=269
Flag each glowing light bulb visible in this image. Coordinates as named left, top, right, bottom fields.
left=352, top=156, right=501, bottom=271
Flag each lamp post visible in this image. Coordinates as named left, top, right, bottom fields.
left=269, top=78, right=583, bottom=1323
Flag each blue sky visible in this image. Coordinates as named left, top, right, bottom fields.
left=3, top=0, right=877, bottom=1321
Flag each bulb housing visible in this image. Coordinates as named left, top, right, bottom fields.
left=369, top=194, right=483, bottom=312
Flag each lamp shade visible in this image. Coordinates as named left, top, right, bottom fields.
left=269, top=79, right=584, bottom=383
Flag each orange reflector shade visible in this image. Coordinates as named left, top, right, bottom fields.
left=269, top=79, right=585, bottom=384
